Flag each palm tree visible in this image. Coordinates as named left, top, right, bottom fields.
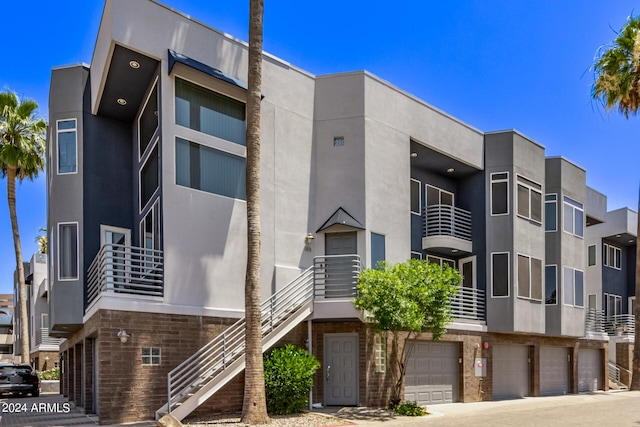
left=591, top=15, right=640, bottom=390
left=241, top=0, right=269, bottom=424
left=0, top=89, right=46, bottom=363
left=36, top=227, right=48, bottom=254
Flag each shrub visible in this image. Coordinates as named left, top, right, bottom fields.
left=263, top=344, right=320, bottom=415
left=37, top=368, right=60, bottom=381
left=395, top=401, right=426, bottom=416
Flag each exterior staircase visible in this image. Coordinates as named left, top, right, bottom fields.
left=155, top=255, right=361, bottom=421
left=608, top=361, right=629, bottom=390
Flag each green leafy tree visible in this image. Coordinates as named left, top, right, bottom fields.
left=591, top=15, right=640, bottom=391
left=0, top=89, right=46, bottom=363
left=355, top=259, right=461, bottom=405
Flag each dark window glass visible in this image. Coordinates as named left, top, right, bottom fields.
left=58, top=120, right=77, bottom=174
left=517, top=254, right=530, bottom=298
left=492, top=253, right=509, bottom=297
left=140, top=147, right=159, bottom=209
left=575, top=270, right=584, bottom=307
left=531, top=190, right=542, bottom=223
left=491, top=181, right=508, bottom=215
left=371, top=233, right=386, bottom=269
left=410, top=180, right=420, bottom=214
left=517, top=185, right=529, bottom=218
left=139, top=84, right=158, bottom=156
left=545, top=265, right=557, bottom=304
left=59, top=223, right=78, bottom=279
left=531, top=258, right=542, bottom=300
left=588, top=245, right=596, bottom=266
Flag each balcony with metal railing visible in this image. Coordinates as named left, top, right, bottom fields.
left=604, top=314, right=635, bottom=336
left=312, top=255, right=362, bottom=319
left=450, top=287, right=485, bottom=322
left=422, top=204, right=473, bottom=254
left=35, top=328, right=63, bottom=347
left=86, top=243, right=164, bottom=308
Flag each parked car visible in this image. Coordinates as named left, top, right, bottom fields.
left=0, top=364, right=39, bottom=397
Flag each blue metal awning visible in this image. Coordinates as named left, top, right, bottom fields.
left=168, top=49, right=247, bottom=90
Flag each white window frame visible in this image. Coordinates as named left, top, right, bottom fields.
left=630, top=296, right=636, bottom=316
left=545, top=193, right=557, bottom=232
left=425, top=184, right=454, bottom=206
left=588, top=293, right=598, bottom=311
left=410, top=251, right=422, bottom=260
left=603, top=243, right=621, bottom=270
left=587, top=244, right=597, bottom=267
left=57, top=222, right=79, bottom=281
left=426, top=255, right=455, bottom=269
left=563, top=196, right=584, bottom=238
left=142, top=347, right=161, bottom=366
left=563, top=266, right=584, bottom=308
left=56, top=118, right=77, bottom=175
left=410, top=178, right=421, bottom=215
left=458, top=255, right=477, bottom=289
left=516, top=253, right=543, bottom=301
left=545, top=264, right=558, bottom=306
left=41, top=313, right=48, bottom=330
left=139, top=137, right=160, bottom=213
left=138, top=77, right=159, bottom=160
left=491, top=252, right=510, bottom=298
left=604, top=293, right=622, bottom=317
left=490, top=172, right=509, bottom=216
left=516, top=175, right=543, bottom=225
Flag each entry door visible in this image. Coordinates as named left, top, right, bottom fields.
left=458, top=256, right=477, bottom=318
left=100, top=225, right=131, bottom=290
left=324, top=334, right=358, bottom=406
left=325, top=232, right=357, bottom=256
left=324, top=232, right=357, bottom=298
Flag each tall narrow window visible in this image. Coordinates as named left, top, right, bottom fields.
left=517, top=254, right=542, bottom=301
left=563, top=196, right=584, bottom=237
left=410, top=179, right=421, bottom=215
left=545, top=265, right=557, bottom=305
left=563, top=266, right=584, bottom=307
left=57, top=119, right=77, bottom=174
left=140, top=145, right=159, bottom=210
left=545, top=194, right=557, bottom=231
left=175, top=138, right=246, bottom=200
left=426, top=184, right=453, bottom=206
left=603, top=243, right=621, bottom=269
left=139, top=83, right=158, bottom=157
left=371, top=233, right=386, bottom=269
left=588, top=245, right=596, bottom=266
left=58, top=223, right=78, bottom=280
left=491, top=252, right=509, bottom=297
left=374, top=335, right=386, bottom=373
left=491, top=172, right=509, bottom=215
left=175, top=78, right=246, bottom=146
left=516, top=175, right=542, bottom=224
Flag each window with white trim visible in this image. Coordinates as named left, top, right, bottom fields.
left=410, top=179, right=421, bottom=215
left=410, top=251, right=422, bottom=260
left=491, top=252, right=510, bottom=297
left=563, top=266, right=584, bottom=307
left=374, top=335, right=386, bottom=373
left=563, top=196, right=584, bottom=238
left=57, top=119, right=77, bottom=174
left=603, top=243, right=621, bottom=269
left=142, top=347, right=161, bottom=366
left=426, top=255, right=455, bottom=269
left=516, top=175, right=542, bottom=224
left=545, top=194, right=557, bottom=231
left=139, top=82, right=158, bottom=157
left=588, top=245, right=597, bottom=266
left=517, top=254, right=543, bottom=301
left=490, top=172, right=509, bottom=215
left=545, top=265, right=557, bottom=305
left=604, top=293, right=622, bottom=317
left=58, top=223, right=78, bottom=280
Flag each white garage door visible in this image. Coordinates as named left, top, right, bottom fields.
left=493, top=345, right=529, bottom=399
left=405, top=341, right=458, bottom=405
left=578, top=348, right=602, bottom=392
left=540, top=346, right=569, bottom=396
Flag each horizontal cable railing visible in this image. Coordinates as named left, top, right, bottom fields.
left=604, top=314, right=635, bottom=336
left=608, top=361, right=621, bottom=385
left=451, top=287, right=485, bottom=321
left=35, top=328, right=62, bottom=346
left=423, top=204, right=472, bottom=241
left=166, top=266, right=315, bottom=414
left=585, top=309, right=605, bottom=334
left=313, top=255, right=361, bottom=299
left=87, top=243, right=164, bottom=306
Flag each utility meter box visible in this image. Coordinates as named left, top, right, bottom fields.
left=474, top=358, right=487, bottom=377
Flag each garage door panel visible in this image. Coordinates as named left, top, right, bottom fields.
left=493, top=345, right=529, bottom=399
left=540, top=346, right=569, bottom=396
left=405, top=342, right=458, bottom=405
left=578, top=349, right=602, bottom=392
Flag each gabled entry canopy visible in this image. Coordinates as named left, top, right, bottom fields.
left=317, top=207, right=365, bottom=233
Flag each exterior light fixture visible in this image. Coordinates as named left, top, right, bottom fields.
left=305, top=233, right=315, bottom=244
left=451, top=249, right=459, bottom=253
left=117, top=98, right=127, bottom=106
left=446, top=168, right=455, bottom=173
left=129, top=60, right=140, bottom=69
left=44, top=355, right=50, bottom=361
left=410, top=152, right=418, bottom=158
left=117, top=329, right=131, bottom=343
left=616, top=234, right=621, bottom=238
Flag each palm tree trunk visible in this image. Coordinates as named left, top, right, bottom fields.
left=241, top=0, right=269, bottom=423
left=630, top=187, right=640, bottom=390
left=6, top=167, right=30, bottom=363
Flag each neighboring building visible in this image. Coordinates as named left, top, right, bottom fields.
left=0, top=293, right=14, bottom=316
left=0, top=293, right=14, bottom=363
left=45, top=0, right=633, bottom=424
left=14, top=254, right=62, bottom=369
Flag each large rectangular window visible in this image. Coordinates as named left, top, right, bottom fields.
left=563, top=196, right=584, bottom=237
left=490, top=172, right=509, bottom=215
left=175, top=138, right=246, bottom=200
left=410, top=179, right=421, bottom=214
left=563, top=266, right=584, bottom=307
left=175, top=78, right=246, bottom=146
left=426, top=255, right=455, bottom=269
left=516, top=175, right=542, bottom=224
left=545, top=194, right=557, bottom=231
left=545, top=265, right=557, bottom=305
left=371, top=233, right=386, bottom=269
left=58, top=223, right=78, bottom=280
left=491, top=252, right=509, bottom=297
left=140, top=145, right=159, bottom=210
left=57, top=119, right=77, bottom=174
left=603, top=243, right=621, bottom=269
left=517, top=254, right=543, bottom=301
left=604, top=293, right=622, bottom=317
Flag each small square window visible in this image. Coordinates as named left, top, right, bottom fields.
left=142, top=347, right=161, bottom=366
left=333, top=136, right=345, bottom=147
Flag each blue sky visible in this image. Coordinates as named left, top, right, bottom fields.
left=1, top=0, right=639, bottom=294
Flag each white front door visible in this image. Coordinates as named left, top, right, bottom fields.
left=100, top=225, right=131, bottom=290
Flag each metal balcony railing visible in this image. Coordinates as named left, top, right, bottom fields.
left=423, top=204, right=472, bottom=241
left=86, top=243, right=164, bottom=306
left=313, top=255, right=361, bottom=299
left=35, top=328, right=62, bottom=346
left=451, top=287, right=485, bottom=321
left=585, top=309, right=605, bottom=334
left=604, top=314, right=635, bottom=336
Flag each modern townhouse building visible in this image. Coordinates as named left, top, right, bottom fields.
left=0, top=294, right=14, bottom=363
left=45, top=0, right=633, bottom=424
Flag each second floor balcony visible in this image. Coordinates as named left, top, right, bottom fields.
left=585, top=310, right=635, bottom=337
left=86, top=243, right=164, bottom=308
left=35, top=328, right=63, bottom=347
left=422, top=204, right=473, bottom=255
